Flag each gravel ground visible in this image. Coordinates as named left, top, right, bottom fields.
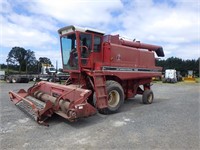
left=0, top=82, right=199, bottom=150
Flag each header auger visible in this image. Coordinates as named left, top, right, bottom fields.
left=9, top=25, right=164, bottom=125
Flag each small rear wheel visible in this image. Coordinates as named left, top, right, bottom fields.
left=142, top=89, right=154, bottom=104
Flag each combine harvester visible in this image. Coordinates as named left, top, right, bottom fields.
left=9, top=25, right=164, bottom=125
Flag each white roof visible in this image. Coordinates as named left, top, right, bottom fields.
left=58, top=25, right=105, bottom=35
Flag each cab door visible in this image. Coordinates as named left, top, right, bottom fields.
left=79, top=32, right=103, bottom=69
left=79, top=33, right=92, bottom=67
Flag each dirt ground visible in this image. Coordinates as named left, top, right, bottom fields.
left=0, top=82, right=199, bottom=150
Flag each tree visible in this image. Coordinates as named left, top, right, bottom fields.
left=38, top=57, right=52, bottom=65
left=7, top=47, right=27, bottom=73
left=156, top=57, right=199, bottom=77
left=7, top=47, right=37, bottom=73
left=25, top=49, right=37, bottom=73
left=37, top=57, right=53, bottom=73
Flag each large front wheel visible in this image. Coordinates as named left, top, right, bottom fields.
left=100, top=80, right=124, bottom=114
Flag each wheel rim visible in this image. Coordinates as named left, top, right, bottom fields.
left=12, top=78, right=16, bottom=83
left=108, top=90, right=120, bottom=108
left=148, top=93, right=153, bottom=103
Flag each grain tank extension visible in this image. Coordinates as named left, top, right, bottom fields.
left=9, top=25, right=164, bottom=125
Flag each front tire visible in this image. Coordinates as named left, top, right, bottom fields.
left=142, top=89, right=154, bottom=104
left=99, top=80, right=124, bottom=114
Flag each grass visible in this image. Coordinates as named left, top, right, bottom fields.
left=195, top=78, right=200, bottom=83
left=153, top=77, right=200, bottom=84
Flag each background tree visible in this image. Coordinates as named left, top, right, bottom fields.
left=7, top=47, right=27, bottom=73
left=156, top=57, right=199, bottom=77
left=37, top=57, right=53, bottom=73
left=7, top=47, right=37, bottom=73
left=25, top=49, right=37, bottom=73
left=38, top=57, right=52, bottom=65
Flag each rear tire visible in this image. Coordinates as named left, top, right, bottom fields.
left=6, top=77, right=12, bottom=83
left=99, top=80, right=124, bottom=114
left=33, top=78, right=37, bottom=82
left=48, top=77, right=53, bottom=82
left=48, top=77, right=60, bottom=83
left=24, top=78, right=29, bottom=83
left=142, top=89, right=154, bottom=104
left=12, top=77, right=18, bottom=83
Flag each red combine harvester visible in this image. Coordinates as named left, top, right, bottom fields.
left=9, top=25, right=164, bottom=125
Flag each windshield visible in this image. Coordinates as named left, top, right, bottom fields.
left=61, top=33, right=78, bottom=70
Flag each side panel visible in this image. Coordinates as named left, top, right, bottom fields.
left=139, top=50, right=155, bottom=68
left=102, top=70, right=162, bottom=80
left=99, top=42, right=161, bottom=80
left=110, top=44, right=139, bottom=67
left=109, top=43, right=156, bottom=68
left=103, top=42, right=111, bottom=66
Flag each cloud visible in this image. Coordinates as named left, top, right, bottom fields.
left=27, top=0, right=123, bottom=28
left=0, top=0, right=61, bottom=49
left=7, top=13, right=58, bottom=31
left=164, top=43, right=199, bottom=59
left=117, top=0, right=199, bottom=43
left=1, top=21, right=57, bottom=48
left=0, top=0, right=12, bottom=13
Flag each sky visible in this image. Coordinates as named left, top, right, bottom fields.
left=0, top=0, right=199, bottom=68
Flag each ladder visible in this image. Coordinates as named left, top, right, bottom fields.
left=93, top=71, right=108, bottom=109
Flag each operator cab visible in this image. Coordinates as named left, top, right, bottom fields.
left=58, top=25, right=104, bottom=72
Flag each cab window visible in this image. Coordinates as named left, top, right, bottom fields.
left=80, top=33, right=92, bottom=53
left=80, top=33, right=92, bottom=65
left=94, top=36, right=101, bottom=52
